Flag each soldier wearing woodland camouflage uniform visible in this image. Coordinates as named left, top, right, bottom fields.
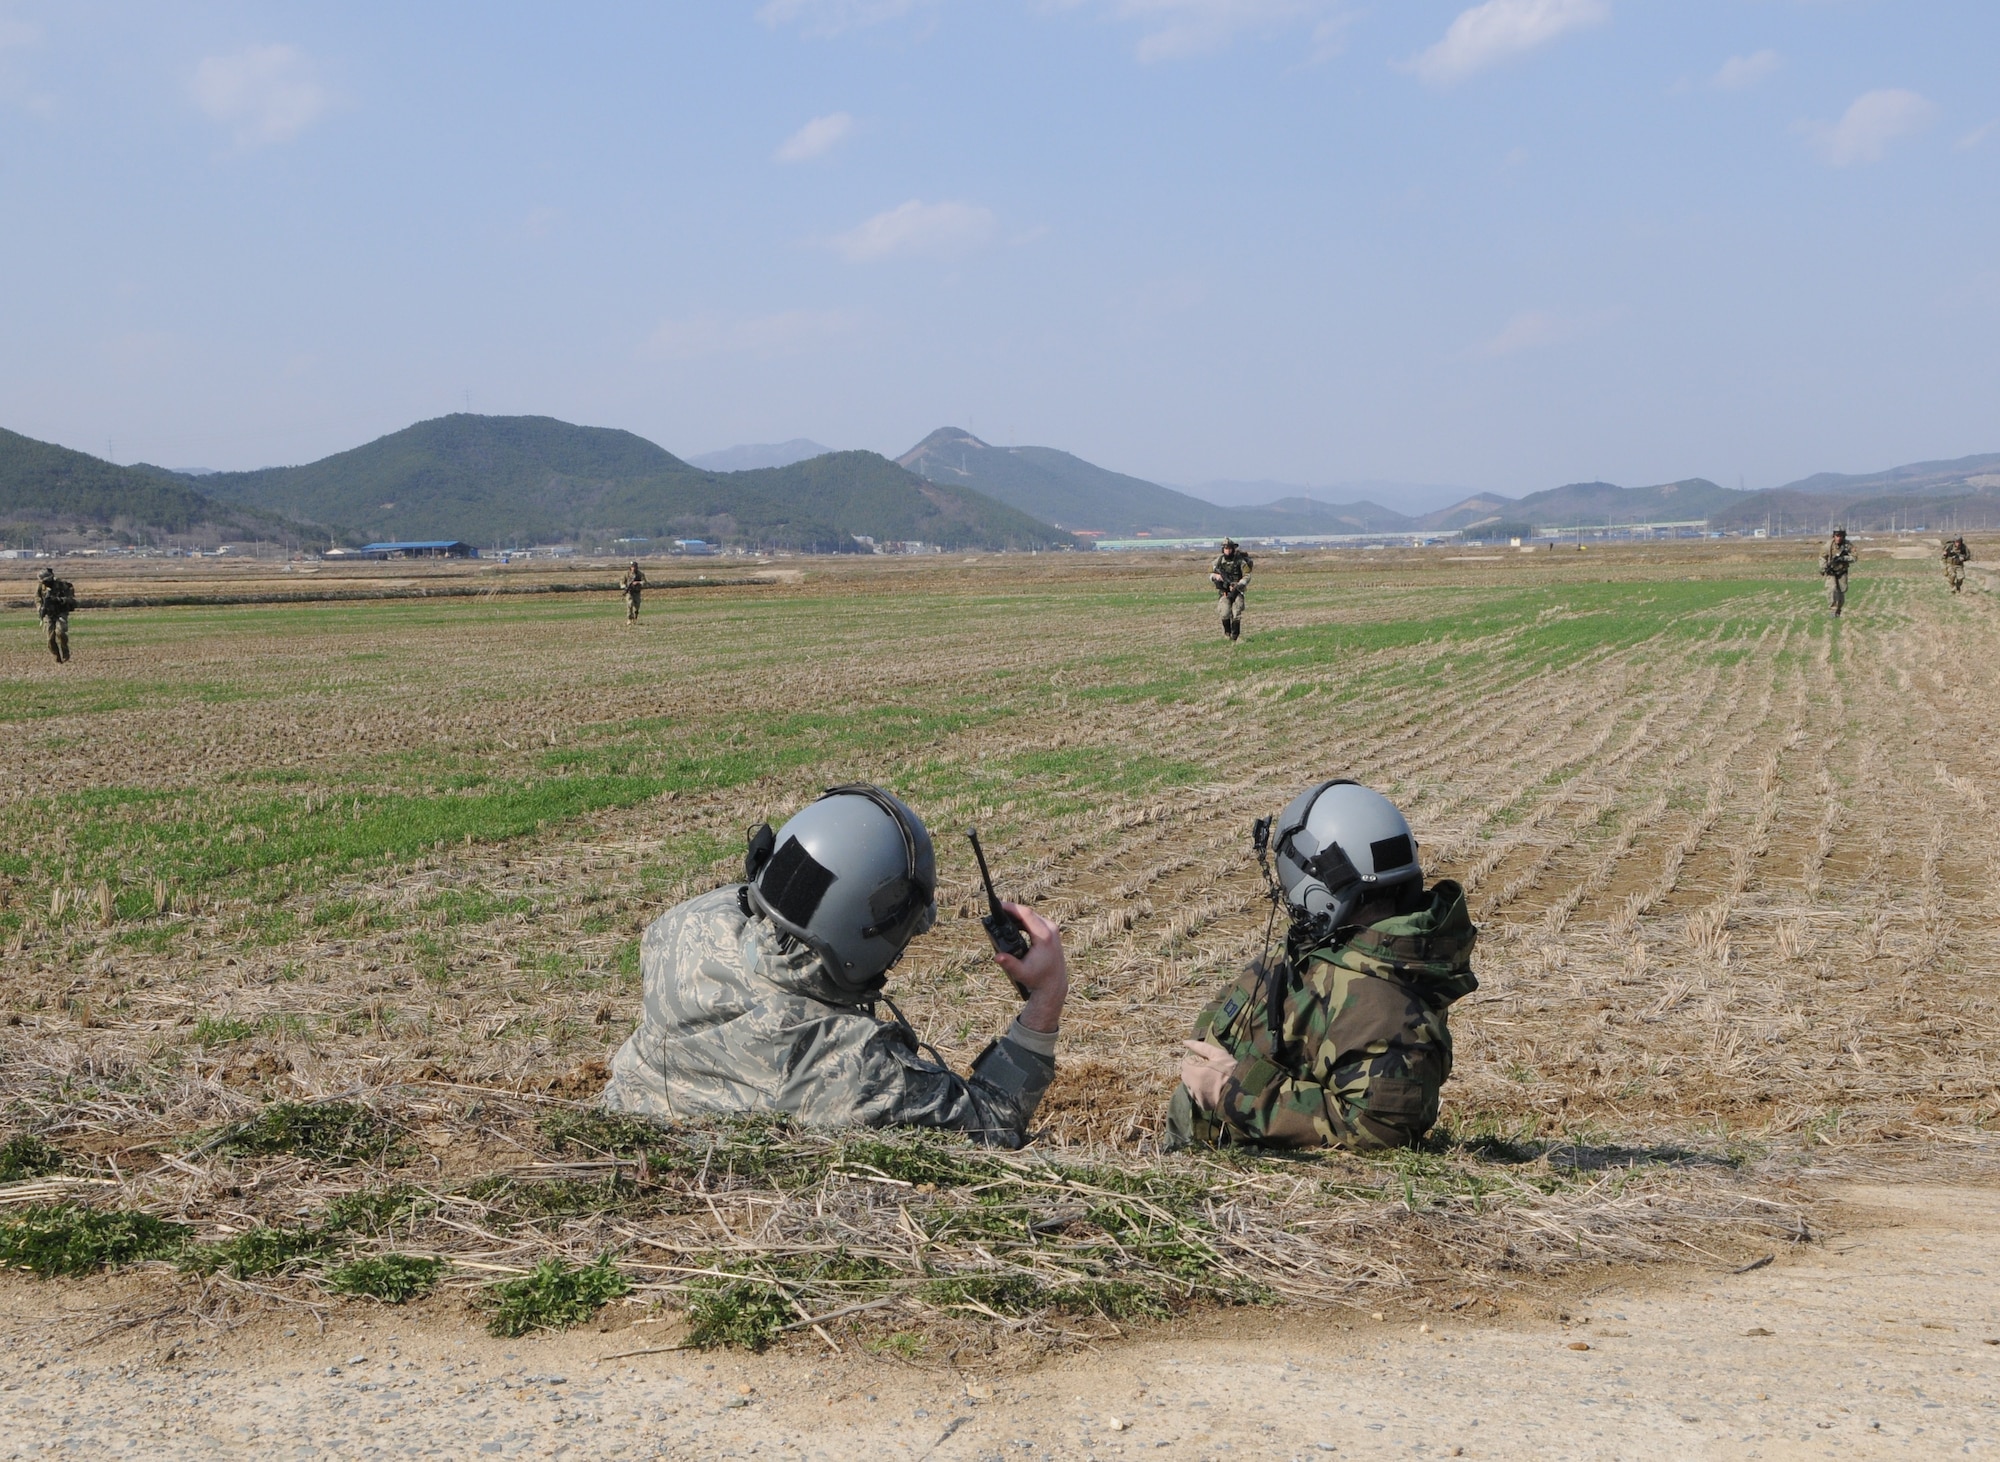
left=1210, top=539, right=1253, bottom=641
left=603, top=784, right=1069, bottom=1148
left=1168, top=780, right=1478, bottom=1151
left=621, top=562, right=646, bottom=622
left=1820, top=529, right=1855, bottom=617
left=34, top=567, right=74, bottom=664
left=1943, top=535, right=1971, bottom=594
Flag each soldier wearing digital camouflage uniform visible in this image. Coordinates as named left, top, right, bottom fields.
left=1167, top=780, right=1478, bottom=1152
left=602, top=784, right=1069, bottom=1148
left=1210, top=538, right=1253, bottom=641
left=34, top=567, right=75, bottom=664
left=1943, top=535, right=1971, bottom=594
left=1820, top=529, right=1855, bottom=617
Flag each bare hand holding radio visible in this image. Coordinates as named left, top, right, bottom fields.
left=967, top=828, right=1068, bottom=1034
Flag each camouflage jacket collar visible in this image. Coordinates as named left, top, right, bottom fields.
left=1291, top=879, right=1479, bottom=1001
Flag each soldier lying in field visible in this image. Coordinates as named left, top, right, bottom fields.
left=602, top=784, right=1067, bottom=1148
left=1168, top=780, right=1478, bottom=1152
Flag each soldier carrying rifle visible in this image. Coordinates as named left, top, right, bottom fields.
left=1210, top=538, right=1253, bottom=642
left=621, top=561, right=646, bottom=623
left=34, top=567, right=75, bottom=663
left=1819, top=529, right=1855, bottom=618
left=1943, top=535, right=1971, bottom=594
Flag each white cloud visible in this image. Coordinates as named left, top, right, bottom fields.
left=1956, top=120, right=1997, bottom=151
left=830, top=199, right=997, bottom=262
left=1081, top=1, right=1353, bottom=64
left=776, top=112, right=855, bottom=163
left=757, top=0, right=936, bottom=37
left=1711, top=49, right=1780, bottom=91
left=1406, top=0, right=1608, bottom=87
left=190, top=43, right=328, bottom=146
left=1471, top=307, right=1619, bottom=358
left=0, top=17, right=41, bottom=48
left=1802, top=88, right=1936, bottom=167
left=642, top=310, right=861, bottom=361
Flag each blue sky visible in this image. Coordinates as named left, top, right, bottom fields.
left=1, top=2, right=1994, bottom=503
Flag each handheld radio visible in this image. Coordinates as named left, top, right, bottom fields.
left=967, top=828, right=1031, bottom=999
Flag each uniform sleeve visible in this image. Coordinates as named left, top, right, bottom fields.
left=782, top=1013, right=1055, bottom=1149
left=1207, top=980, right=1346, bottom=1148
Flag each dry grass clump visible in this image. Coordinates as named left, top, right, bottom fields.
left=0, top=1099, right=1807, bottom=1350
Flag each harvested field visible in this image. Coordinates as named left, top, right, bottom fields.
left=1, top=540, right=1995, bottom=1352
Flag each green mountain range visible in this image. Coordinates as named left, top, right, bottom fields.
left=0, top=427, right=310, bottom=549
left=182, top=415, right=1075, bottom=553
left=7, top=412, right=1996, bottom=554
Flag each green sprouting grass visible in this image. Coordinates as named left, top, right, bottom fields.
left=320, top=1184, right=433, bottom=1235
left=17, top=699, right=1000, bottom=905
left=0, top=1134, right=63, bottom=1181
left=323, top=1254, right=446, bottom=1304
left=0, top=1205, right=192, bottom=1277
left=483, top=1256, right=631, bottom=1338
left=419, top=887, right=534, bottom=925
left=0, top=571, right=1805, bottom=920
left=539, top=1110, right=673, bottom=1157
left=201, top=1101, right=394, bottom=1166
left=682, top=1279, right=797, bottom=1351
left=681, top=1251, right=899, bottom=1351
left=1001, top=747, right=1206, bottom=795
left=192, top=1015, right=256, bottom=1045
left=184, top=1225, right=333, bottom=1279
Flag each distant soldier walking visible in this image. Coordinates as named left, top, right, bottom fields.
left=1943, top=535, right=1971, bottom=594
left=621, top=561, right=646, bottom=623
left=34, top=567, right=74, bottom=663
left=1210, top=538, right=1253, bottom=642
left=1819, top=529, right=1854, bottom=618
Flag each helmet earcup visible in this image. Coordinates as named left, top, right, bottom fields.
left=748, top=785, right=937, bottom=990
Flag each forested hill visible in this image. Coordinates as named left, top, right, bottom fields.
left=0, top=428, right=309, bottom=548
left=195, top=415, right=1073, bottom=552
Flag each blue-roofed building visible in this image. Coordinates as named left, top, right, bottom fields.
left=343, top=540, right=479, bottom=560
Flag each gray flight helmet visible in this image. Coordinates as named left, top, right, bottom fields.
left=1271, top=780, right=1422, bottom=938
left=744, top=783, right=937, bottom=991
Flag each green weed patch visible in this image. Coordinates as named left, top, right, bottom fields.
left=483, top=1256, right=630, bottom=1337
left=682, top=1279, right=797, bottom=1351
left=202, top=1101, right=394, bottom=1165
left=0, top=1133, right=63, bottom=1182
left=324, top=1254, right=446, bottom=1304
left=184, top=1225, right=333, bottom=1279
left=0, top=1205, right=192, bottom=1277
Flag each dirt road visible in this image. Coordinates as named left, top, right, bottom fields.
left=3, top=1179, right=1994, bottom=1459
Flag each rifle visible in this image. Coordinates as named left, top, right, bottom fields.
left=967, top=828, right=1030, bottom=999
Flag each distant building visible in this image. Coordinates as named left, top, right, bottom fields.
left=344, top=540, right=479, bottom=560
left=673, top=539, right=715, bottom=555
